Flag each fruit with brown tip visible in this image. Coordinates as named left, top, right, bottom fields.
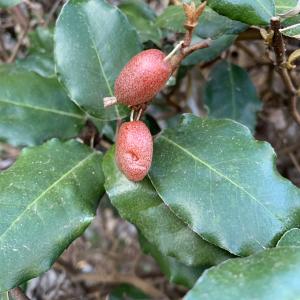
left=116, top=121, right=153, bottom=182
left=114, top=49, right=172, bottom=107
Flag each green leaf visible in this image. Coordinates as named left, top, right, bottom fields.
left=0, top=139, right=105, bottom=292
left=109, top=284, right=149, bottom=300
left=156, top=5, right=247, bottom=39
left=182, top=35, right=237, bottom=65
left=119, top=0, right=162, bottom=45
left=277, top=228, right=300, bottom=247
left=139, top=234, right=203, bottom=288
left=281, top=23, right=300, bottom=39
left=17, top=27, right=55, bottom=78
left=208, top=0, right=275, bottom=26
left=184, top=247, right=300, bottom=300
left=0, top=292, right=9, bottom=300
left=276, top=0, right=299, bottom=14
left=204, top=61, right=261, bottom=132
left=54, top=0, right=142, bottom=121
left=103, top=147, right=231, bottom=267
left=0, top=0, right=21, bottom=8
left=149, top=114, right=300, bottom=256
left=275, top=0, right=300, bottom=39
left=0, top=65, right=86, bottom=147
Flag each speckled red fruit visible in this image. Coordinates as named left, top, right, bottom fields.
left=114, top=49, right=172, bottom=106
left=116, top=121, right=153, bottom=182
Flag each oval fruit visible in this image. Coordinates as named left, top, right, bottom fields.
left=116, top=121, right=153, bottom=182
left=114, top=49, right=172, bottom=106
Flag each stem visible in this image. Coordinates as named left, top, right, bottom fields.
left=270, top=17, right=300, bottom=125
left=169, top=39, right=211, bottom=72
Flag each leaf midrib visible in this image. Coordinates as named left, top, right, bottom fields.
left=77, top=4, right=120, bottom=119
left=160, top=135, right=280, bottom=221
left=0, top=98, right=85, bottom=119
left=0, top=152, right=97, bottom=244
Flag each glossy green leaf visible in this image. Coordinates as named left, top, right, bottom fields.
left=277, top=228, right=300, bottom=247
left=0, top=0, right=21, bottom=8
left=0, top=292, right=9, bottom=300
left=0, top=139, right=105, bottom=292
left=17, top=27, right=55, bottom=78
left=276, top=0, right=299, bottom=14
left=54, top=0, right=142, bottom=121
left=103, top=147, right=231, bottom=267
left=156, top=5, right=247, bottom=39
left=149, top=114, right=300, bottom=256
left=208, top=0, right=275, bottom=25
left=140, top=234, right=202, bottom=288
left=119, top=0, right=162, bottom=45
left=276, top=0, right=300, bottom=38
left=281, top=23, right=300, bottom=39
left=204, top=60, right=261, bottom=132
left=0, top=65, right=86, bottom=147
left=182, top=35, right=237, bottom=65
left=184, top=247, right=300, bottom=300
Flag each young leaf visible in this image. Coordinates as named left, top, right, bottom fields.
left=149, top=114, right=300, bottom=256
left=0, top=139, right=105, bottom=292
left=156, top=5, right=247, bottom=39
left=208, top=0, right=275, bottom=26
left=184, top=247, right=300, bottom=300
left=277, top=228, right=300, bottom=247
left=54, top=0, right=142, bottom=121
left=204, top=60, right=261, bottom=132
left=0, top=66, right=86, bottom=147
left=103, top=147, right=232, bottom=267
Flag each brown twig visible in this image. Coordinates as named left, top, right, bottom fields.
left=9, top=287, right=30, bottom=300
left=74, top=273, right=168, bottom=299
left=7, top=25, right=29, bottom=63
left=270, top=17, right=300, bottom=125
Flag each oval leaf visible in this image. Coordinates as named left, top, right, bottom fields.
left=276, top=0, right=300, bottom=15
left=119, top=1, right=162, bottom=45
left=54, top=0, right=142, bottom=121
left=0, top=0, right=21, bottom=8
left=0, top=65, right=86, bottom=147
left=277, top=228, right=300, bottom=247
left=149, top=114, right=300, bottom=256
left=204, top=60, right=261, bottom=132
left=184, top=247, right=300, bottom=300
left=208, top=0, right=275, bottom=25
left=281, top=23, right=300, bottom=39
left=0, top=139, right=105, bottom=292
left=103, top=147, right=231, bottom=267
left=156, top=5, right=247, bottom=39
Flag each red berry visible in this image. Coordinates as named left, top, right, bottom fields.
left=116, top=121, right=153, bottom=182
left=114, top=49, right=172, bottom=106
